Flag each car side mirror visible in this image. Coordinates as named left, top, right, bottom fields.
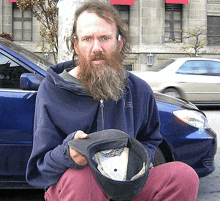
left=20, top=73, right=44, bottom=90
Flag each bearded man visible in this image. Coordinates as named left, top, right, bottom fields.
left=26, top=2, right=199, bottom=201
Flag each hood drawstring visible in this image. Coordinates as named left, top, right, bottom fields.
left=100, top=99, right=105, bottom=130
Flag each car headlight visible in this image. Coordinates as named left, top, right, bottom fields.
left=173, top=110, right=209, bottom=129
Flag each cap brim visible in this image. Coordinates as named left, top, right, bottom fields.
left=68, top=129, right=129, bottom=156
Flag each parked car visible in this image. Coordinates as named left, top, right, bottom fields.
left=133, top=58, right=220, bottom=106
left=0, top=38, right=217, bottom=188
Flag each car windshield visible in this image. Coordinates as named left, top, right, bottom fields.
left=149, top=59, right=175, bottom=72
left=0, top=38, right=52, bottom=71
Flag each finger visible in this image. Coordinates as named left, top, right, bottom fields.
left=74, top=130, right=89, bottom=139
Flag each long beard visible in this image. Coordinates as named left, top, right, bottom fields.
left=77, top=51, right=127, bottom=101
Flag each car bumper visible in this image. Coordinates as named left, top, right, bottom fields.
left=165, top=128, right=217, bottom=177
left=191, top=128, right=217, bottom=177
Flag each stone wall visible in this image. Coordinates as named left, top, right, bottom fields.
left=0, top=1, right=13, bottom=35
left=207, top=0, right=220, bottom=16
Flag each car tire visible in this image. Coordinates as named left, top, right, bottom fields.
left=163, top=88, right=181, bottom=99
left=152, top=147, right=166, bottom=167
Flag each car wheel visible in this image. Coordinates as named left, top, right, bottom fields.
left=152, top=147, right=166, bottom=167
left=163, top=88, right=181, bottom=99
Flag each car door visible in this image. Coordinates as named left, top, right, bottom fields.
left=205, top=60, right=220, bottom=102
left=176, top=60, right=220, bottom=102
left=0, top=52, right=36, bottom=182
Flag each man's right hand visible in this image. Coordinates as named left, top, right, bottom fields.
left=69, top=130, right=89, bottom=166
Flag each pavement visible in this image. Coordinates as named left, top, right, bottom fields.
left=196, top=149, right=220, bottom=201
left=196, top=109, right=220, bottom=200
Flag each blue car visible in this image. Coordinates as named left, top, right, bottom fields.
left=0, top=38, right=217, bottom=188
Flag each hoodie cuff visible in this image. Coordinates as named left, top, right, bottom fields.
left=63, top=132, right=87, bottom=169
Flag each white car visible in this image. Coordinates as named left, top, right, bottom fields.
left=133, top=58, right=220, bottom=106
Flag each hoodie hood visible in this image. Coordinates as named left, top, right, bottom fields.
left=46, top=60, right=89, bottom=96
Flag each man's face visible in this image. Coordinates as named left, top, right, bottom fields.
left=74, top=11, right=126, bottom=101
left=74, top=11, right=121, bottom=66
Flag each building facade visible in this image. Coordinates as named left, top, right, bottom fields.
left=1, top=0, right=220, bottom=70
left=57, top=0, right=220, bottom=70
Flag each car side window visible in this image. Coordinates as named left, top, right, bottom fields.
left=177, top=61, right=207, bottom=75
left=176, top=61, right=192, bottom=74
left=0, top=53, right=29, bottom=88
left=206, top=61, right=220, bottom=76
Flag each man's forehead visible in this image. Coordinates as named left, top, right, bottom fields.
left=76, top=11, right=117, bottom=36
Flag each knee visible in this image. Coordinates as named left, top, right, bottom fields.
left=133, top=162, right=199, bottom=201
left=169, top=162, right=199, bottom=188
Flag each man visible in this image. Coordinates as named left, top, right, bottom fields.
left=26, top=1, right=199, bottom=200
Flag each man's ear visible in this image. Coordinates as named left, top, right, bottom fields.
left=73, top=36, right=79, bottom=55
left=119, top=38, right=124, bottom=52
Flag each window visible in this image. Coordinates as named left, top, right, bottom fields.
left=177, top=61, right=207, bottom=75
left=0, top=53, right=29, bottom=88
left=176, top=60, right=220, bottom=76
left=165, top=4, right=182, bottom=43
left=114, top=5, right=130, bottom=31
left=12, top=3, right=33, bottom=41
left=206, top=61, right=220, bottom=76
left=207, top=16, right=220, bottom=46
left=115, top=6, right=133, bottom=70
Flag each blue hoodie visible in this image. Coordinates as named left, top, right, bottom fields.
left=26, top=61, right=162, bottom=188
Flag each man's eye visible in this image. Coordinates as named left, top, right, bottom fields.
left=83, top=38, right=90, bottom=41
left=101, top=36, right=109, bottom=41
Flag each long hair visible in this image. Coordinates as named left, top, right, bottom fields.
left=66, top=1, right=131, bottom=61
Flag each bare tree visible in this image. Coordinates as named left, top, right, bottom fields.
left=181, top=26, right=207, bottom=57
left=16, top=0, right=58, bottom=63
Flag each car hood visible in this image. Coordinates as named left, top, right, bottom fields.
left=154, top=92, right=198, bottom=110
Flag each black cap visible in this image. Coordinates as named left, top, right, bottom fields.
left=68, top=129, right=150, bottom=201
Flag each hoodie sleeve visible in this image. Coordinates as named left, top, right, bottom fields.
left=26, top=80, right=85, bottom=188
left=131, top=74, right=162, bottom=164
left=136, top=92, right=162, bottom=164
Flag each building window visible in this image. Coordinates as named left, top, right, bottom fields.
left=114, top=6, right=134, bottom=70
left=114, top=5, right=130, bottom=31
left=12, top=3, right=33, bottom=41
left=123, top=59, right=137, bottom=71
left=207, top=16, right=220, bottom=46
left=165, top=4, right=182, bottom=43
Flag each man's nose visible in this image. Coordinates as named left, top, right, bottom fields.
left=92, top=40, right=103, bottom=53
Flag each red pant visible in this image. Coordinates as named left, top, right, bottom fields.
left=45, top=162, right=199, bottom=201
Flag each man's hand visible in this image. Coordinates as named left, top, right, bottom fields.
left=69, top=130, right=89, bottom=166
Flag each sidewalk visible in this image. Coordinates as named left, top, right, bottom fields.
left=196, top=149, right=220, bottom=201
